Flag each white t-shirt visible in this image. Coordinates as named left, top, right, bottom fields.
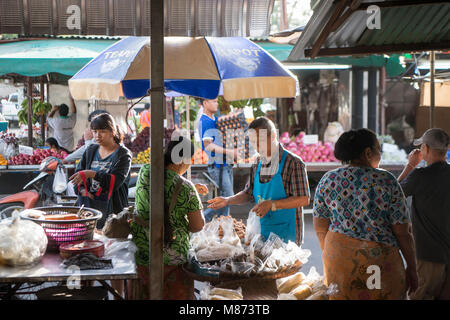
left=47, top=113, right=76, bottom=151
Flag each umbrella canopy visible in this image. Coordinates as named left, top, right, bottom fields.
left=68, top=36, right=298, bottom=101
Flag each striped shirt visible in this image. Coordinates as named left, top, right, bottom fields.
left=243, top=144, right=310, bottom=245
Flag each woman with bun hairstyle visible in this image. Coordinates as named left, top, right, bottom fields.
left=70, top=113, right=132, bottom=229
left=313, top=128, right=418, bottom=300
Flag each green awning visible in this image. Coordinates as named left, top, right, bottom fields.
left=256, top=41, right=406, bottom=77
left=0, top=39, right=117, bottom=77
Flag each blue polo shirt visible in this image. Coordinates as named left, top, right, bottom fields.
left=198, top=114, right=228, bottom=168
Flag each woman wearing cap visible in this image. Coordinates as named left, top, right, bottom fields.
left=313, top=128, right=418, bottom=300
left=398, top=128, right=450, bottom=300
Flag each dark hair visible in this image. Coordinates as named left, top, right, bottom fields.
left=45, top=137, right=59, bottom=149
left=164, top=135, right=195, bottom=167
left=90, top=113, right=123, bottom=144
left=144, top=103, right=150, bottom=110
left=45, top=137, right=70, bottom=153
left=58, top=104, right=69, bottom=117
left=88, top=109, right=109, bottom=122
left=334, top=128, right=378, bottom=163
left=248, top=116, right=277, bottom=137
left=163, top=135, right=194, bottom=245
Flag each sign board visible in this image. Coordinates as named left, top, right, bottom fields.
left=303, top=134, right=319, bottom=145
left=19, top=145, right=33, bottom=156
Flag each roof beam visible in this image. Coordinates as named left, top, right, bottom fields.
left=357, top=0, right=449, bottom=10
left=309, top=0, right=350, bottom=59
left=305, top=42, right=450, bottom=57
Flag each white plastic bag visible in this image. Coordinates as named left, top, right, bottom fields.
left=0, top=211, right=48, bottom=266
left=53, top=166, right=67, bottom=194
left=244, top=210, right=260, bottom=244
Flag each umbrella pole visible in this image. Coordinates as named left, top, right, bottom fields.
left=149, top=0, right=165, bottom=300
left=430, top=50, right=435, bottom=129
left=27, top=77, right=33, bottom=148
left=186, top=95, right=191, bottom=180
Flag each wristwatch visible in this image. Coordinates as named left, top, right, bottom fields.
left=271, top=200, right=277, bottom=212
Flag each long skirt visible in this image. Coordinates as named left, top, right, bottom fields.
left=131, top=264, right=194, bottom=300
left=323, top=231, right=407, bottom=300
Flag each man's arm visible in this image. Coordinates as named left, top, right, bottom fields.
left=398, top=149, right=422, bottom=183
left=203, top=139, right=237, bottom=159
left=48, top=105, right=58, bottom=118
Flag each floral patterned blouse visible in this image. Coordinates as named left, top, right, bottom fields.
left=313, top=166, right=410, bottom=247
left=131, top=165, right=203, bottom=266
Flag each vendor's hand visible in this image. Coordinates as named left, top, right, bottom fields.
left=195, top=183, right=209, bottom=195
left=69, top=170, right=96, bottom=185
left=252, top=200, right=272, bottom=218
left=407, top=149, right=423, bottom=169
left=406, top=266, right=419, bottom=295
left=207, top=197, right=229, bottom=210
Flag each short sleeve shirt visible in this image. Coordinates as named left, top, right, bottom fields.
left=313, top=167, right=410, bottom=247
left=198, top=114, right=227, bottom=167
left=47, top=113, right=76, bottom=151
left=400, top=162, right=450, bottom=263
left=131, top=165, right=203, bottom=266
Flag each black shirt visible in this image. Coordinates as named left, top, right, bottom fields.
left=400, top=161, right=450, bottom=264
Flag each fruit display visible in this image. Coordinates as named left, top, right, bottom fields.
left=0, top=132, right=18, bottom=159
left=125, top=127, right=175, bottom=156
left=8, top=148, right=68, bottom=165
left=0, top=154, right=7, bottom=165
left=280, top=132, right=338, bottom=163
left=192, top=149, right=208, bottom=164
left=132, top=147, right=150, bottom=164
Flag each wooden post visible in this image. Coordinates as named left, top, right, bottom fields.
left=27, top=77, right=33, bottom=147
left=186, top=95, right=191, bottom=180
left=149, top=0, right=165, bottom=300
left=379, top=67, right=386, bottom=136
left=40, top=76, right=45, bottom=143
left=430, top=51, right=435, bottom=128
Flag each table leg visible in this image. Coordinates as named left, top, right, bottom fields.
left=99, top=280, right=124, bottom=300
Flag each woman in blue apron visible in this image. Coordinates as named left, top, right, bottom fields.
left=253, top=149, right=297, bottom=243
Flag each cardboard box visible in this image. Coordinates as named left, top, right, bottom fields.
left=420, top=82, right=450, bottom=107
left=415, top=106, right=450, bottom=137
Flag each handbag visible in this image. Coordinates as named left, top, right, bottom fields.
left=102, top=176, right=184, bottom=239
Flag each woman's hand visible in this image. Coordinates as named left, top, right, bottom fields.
left=207, top=197, right=229, bottom=210
left=195, top=183, right=209, bottom=195
left=69, top=170, right=96, bottom=186
left=251, top=200, right=272, bottom=218
left=406, top=266, right=419, bottom=295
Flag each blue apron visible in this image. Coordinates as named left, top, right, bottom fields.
left=253, top=150, right=297, bottom=243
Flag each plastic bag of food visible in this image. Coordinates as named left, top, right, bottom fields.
left=244, top=210, right=260, bottom=244
left=220, top=216, right=240, bottom=246
left=0, top=211, right=47, bottom=266
left=53, top=165, right=67, bottom=194
left=199, top=283, right=243, bottom=300
left=276, top=271, right=307, bottom=294
left=301, top=266, right=323, bottom=289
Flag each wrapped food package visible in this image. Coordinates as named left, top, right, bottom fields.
left=20, top=208, right=46, bottom=220
left=276, top=272, right=306, bottom=294
left=199, top=283, right=243, bottom=300
left=0, top=211, right=48, bottom=266
left=291, top=284, right=313, bottom=300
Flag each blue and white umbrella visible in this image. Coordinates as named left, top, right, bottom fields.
left=69, top=36, right=298, bottom=101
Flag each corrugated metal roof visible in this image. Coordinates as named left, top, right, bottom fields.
left=289, top=0, right=450, bottom=60
left=0, top=0, right=275, bottom=38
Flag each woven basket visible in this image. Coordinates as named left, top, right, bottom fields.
left=20, top=206, right=102, bottom=252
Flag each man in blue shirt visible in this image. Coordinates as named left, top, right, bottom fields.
left=198, top=98, right=238, bottom=222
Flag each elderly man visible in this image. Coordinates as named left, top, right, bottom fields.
left=208, top=117, right=310, bottom=245
left=398, top=128, right=450, bottom=300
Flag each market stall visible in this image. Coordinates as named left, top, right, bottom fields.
left=0, top=207, right=137, bottom=300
